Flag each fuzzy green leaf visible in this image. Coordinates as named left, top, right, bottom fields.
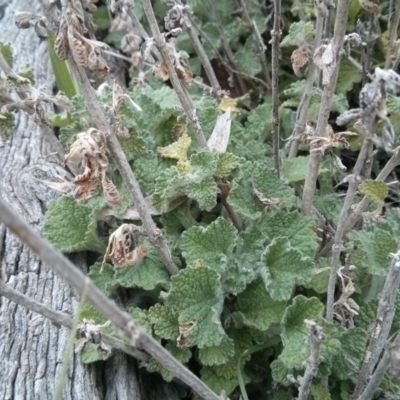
left=311, top=384, right=332, bottom=400
left=78, top=303, right=107, bottom=325
left=146, top=343, right=191, bottom=382
left=280, top=21, right=314, bottom=47
left=336, top=58, right=363, bottom=94
left=270, top=359, right=292, bottom=385
left=215, top=152, right=240, bottom=178
left=261, top=238, right=315, bottom=301
left=201, top=366, right=243, bottom=396
left=87, top=263, right=118, bottom=296
left=223, top=227, right=265, bottom=294
left=43, top=196, right=105, bottom=253
left=282, top=155, right=329, bottom=183
left=198, top=335, right=235, bottom=366
left=228, top=161, right=295, bottom=219
left=232, top=278, right=286, bottom=330
left=0, top=112, right=15, bottom=142
left=279, top=296, right=324, bottom=370
left=190, top=151, right=219, bottom=175
left=359, top=179, right=388, bottom=205
left=260, top=211, right=319, bottom=258
left=186, top=176, right=218, bottom=211
left=350, top=227, right=398, bottom=276
left=181, top=217, right=237, bottom=273
left=77, top=339, right=112, bottom=364
left=331, top=327, right=367, bottom=380
left=246, top=103, right=273, bottom=141
left=234, top=38, right=261, bottom=76
left=164, top=266, right=226, bottom=348
left=148, top=304, right=179, bottom=341
left=115, top=243, right=170, bottom=290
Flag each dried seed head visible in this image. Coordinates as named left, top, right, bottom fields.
left=55, top=29, right=70, bottom=60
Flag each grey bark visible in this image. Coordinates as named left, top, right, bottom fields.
left=0, top=1, right=179, bottom=399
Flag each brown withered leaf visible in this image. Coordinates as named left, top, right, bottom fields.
left=172, top=124, right=187, bottom=141
left=101, top=175, right=122, bottom=205
left=101, top=224, right=147, bottom=271
left=177, top=321, right=195, bottom=348
left=154, top=62, right=169, bottom=81
left=69, top=34, right=89, bottom=67
left=251, top=183, right=281, bottom=208
left=175, top=64, right=193, bottom=86
left=55, top=28, right=69, bottom=60
left=291, top=48, right=309, bottom=76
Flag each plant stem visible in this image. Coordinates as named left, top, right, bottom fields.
left=288, top=1, right=326, bottom=158
left=0, top=281, right=149, bottom=362
left=301, top=0, right=350, bottom=216
left=326, top=136, right=370, bottom=321
left=318, top=146, right=400, bottom=258
left=238, top=0, right=271, bottom=88
left=0, top=194, right=219, bottom=400
left=271, top=0, right=281, bottom=177
left=352, top=249, right=400, bottom=399
left=298, top=320, right=325, bottom=400
left=181, top=9, right=222, bottom=98
left=384, top=0, right=400, bottom=69
left=210, top=0, right=247, bottom=94
left=141, top=0, right=208, bottom=148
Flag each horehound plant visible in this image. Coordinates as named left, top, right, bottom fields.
left=2, top=0, right=400, bottom=399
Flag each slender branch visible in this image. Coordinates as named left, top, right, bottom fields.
left=358, top=333, right=400, bottom=400
left=0, top=195, right=220, bottom=400
left=271, top=0, right=281, bottom=177
left=297, top=320, right=325, bottom=400
left=318, top=146, right=400, bottom=258
left=302, top=0, right=351, bottom=216
left=179, top=6, right=221, bottom=98
left=210, top=0, right=247, bottom=94
left=326, top=136, right=371, bottom=321
left=239, top=0, right=271, bottom=88
left=384, top=0, right=400, bottom=69
left=141, top=0, right=208, bottom=148
left=352, top=249, right=400, bottom=399
left=288, top=1, right=326, bottom=158
left=0, top=281, right=149, bottom=362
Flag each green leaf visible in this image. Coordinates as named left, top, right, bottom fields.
left=190, top=150, right=219, bottom=175
left=311, top=383, right=332, bottom=400
left=282, top=155, right=329, bottom=183
left=198, top=335, right=235, bottom=366
left=77, top=339, right=112, bottom=364
left=133, top=151, right=165, bottom=196
left=314, top=193, right=343, bottom=225
left=201, top=366, right=242, bottom=396
left=336, top=58, right=363, bottom=94
left=148, top=304, right=179, bottom=341
left=228, top=161, right=295, bottom=219
left=232, top=278, right=286, bottom=330
left=78, top=303, right=107, bottom=325
left=17, top=64, right=35, bottom=85
left=0, top=42, right=13, bottom=67
left=350, top=227, right=398, bottom=276
left=157, top=133, right=191, bottom=162
left=181, top=217, right=237, bottom=273
left=279, top=296, right=324, bottom=370
left=164, top=266, right=226, bottom=348
left=359, top=179, right=388, bottom=205
left=146, top=343, right=191, bottom=382
left=223, top=226, right=265, bottom=294
left=129, top=307, right=154, bottom=335
left=270, top=359, right=292, bottom=385
left=115, top=242, right=170, bottom=290
left=261, top=238, right=315, bottom=301
left=215, top=152, right=240, bottom=178
left=331, top=327, right=367, bottom=380
left=234, top=38, right=261, bottom=76
left=0, top=112, right=15, bottom=142
left=92, top=5, right=111, bottom=30
left=280, top=21, right=314, bottom=47
left=246, top=103, right=273, bottom=141
left=43, top=196, right=105, bottom=253
left=186, top=176, right=218, bottom=211
left=87, top=263, right=118, bottom=296
left=260, top=211, right=319, bottom=258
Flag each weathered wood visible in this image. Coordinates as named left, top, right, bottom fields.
left=0, top=2, right=179, bottom=399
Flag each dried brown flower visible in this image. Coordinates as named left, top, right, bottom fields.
left=291, top=48, right=309, bottom=77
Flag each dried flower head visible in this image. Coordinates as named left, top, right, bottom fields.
left=291, top=48, right=309, bottom=77
left=102, top=224, right=148, bottom=270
